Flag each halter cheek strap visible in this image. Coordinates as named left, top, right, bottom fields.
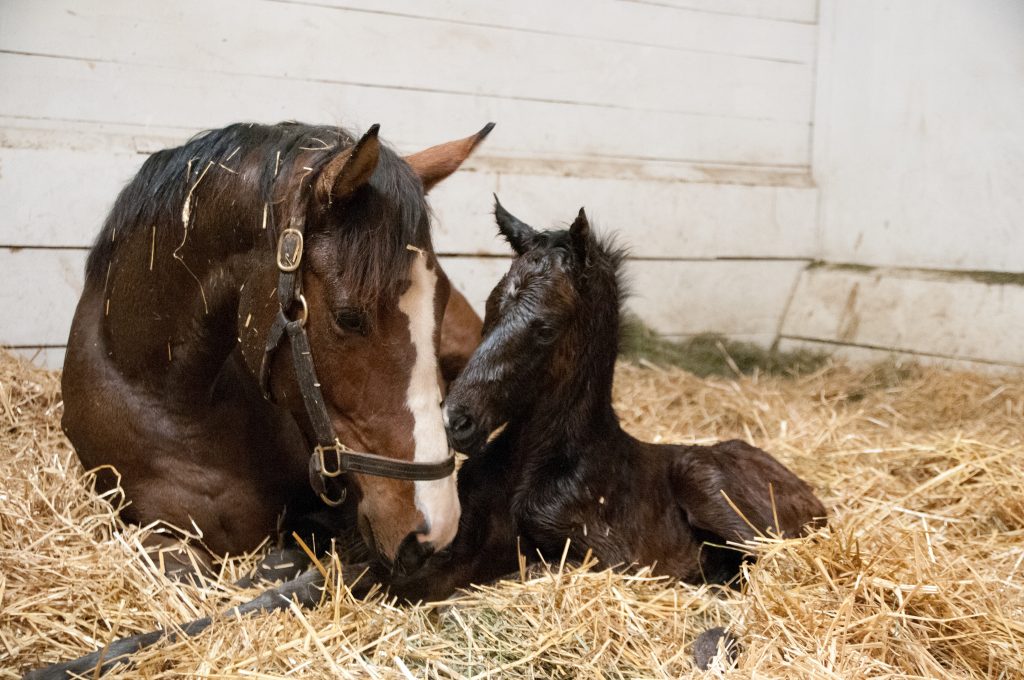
left=259, top=220, right=456, bottom=507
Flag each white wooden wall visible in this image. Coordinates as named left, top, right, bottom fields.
left=1, top=1, right=1020, bottom=370
left=779, top=0, right=1024, bottom=370
left=0, top=0, right=819, bottom=368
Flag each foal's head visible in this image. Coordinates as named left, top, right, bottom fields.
left=445, top=198, right=624, bottom=455
left=256, top=124, right=491, bottom=567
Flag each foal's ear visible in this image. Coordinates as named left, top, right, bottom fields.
left=405, top=123, right=495, bottom=193
left=569, top=207, right=591, bottom=264
left=317, top=124, right=381, bottom=205
left=493, top=195, right=537, bottom=255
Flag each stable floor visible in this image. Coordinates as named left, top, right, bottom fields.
left=2, top=351, right=1022, bottom=678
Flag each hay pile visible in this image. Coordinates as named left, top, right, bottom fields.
left=2, top=349, right=1022, bottom=678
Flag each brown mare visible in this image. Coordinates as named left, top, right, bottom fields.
left=60, top=121, right=491, bottom=576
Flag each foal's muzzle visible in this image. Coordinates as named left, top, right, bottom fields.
left=445, top=404, right=483, bottom=454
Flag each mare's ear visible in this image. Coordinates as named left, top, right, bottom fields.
left=493, top=195, right=537, bottom=255
left=405, top=123, right=495, bottom=193
left=316, top=124, right=381, bottom=205
left=569, top=207, right=591, bottom=264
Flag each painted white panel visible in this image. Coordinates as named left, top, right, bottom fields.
left=813, top=0, right=1024, bottom=272
left=0, top=147, right=143, bottom=246
left=777, top=338, right=1023, bottom=373
left=0, top=54, right=810, bottom=167
left=0, top=114, right=811, bottom=183
left=0, top=0, right=813, bottom=124
left=626, top=259, right=806, bottom=337
left=781, top=266, right=1024, bottom=366
left=441, top=256, right=805, bottom=340
left=0, top=248, right=87, bottom=346
left=0, top=142, right=816, bottom=254
left=10, top=346, right=66, bottom=370
left=432, top=172, right=817, bottom=258
left=620, top=0, right=817, bottom=23
left=272, top=0, right=818, bottom=63
left=437, top=256, right=511, bottom=317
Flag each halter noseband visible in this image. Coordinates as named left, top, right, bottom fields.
left=259, top=220, right=456, bottom=507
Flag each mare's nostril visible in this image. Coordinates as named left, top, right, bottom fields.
left=395, top=533, right=435, bottom=575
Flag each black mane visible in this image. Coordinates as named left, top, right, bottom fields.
left=87, top=121, right=430, bottom=305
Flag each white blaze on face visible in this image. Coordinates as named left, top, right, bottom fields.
left=398, top=252, right=460, bottom=549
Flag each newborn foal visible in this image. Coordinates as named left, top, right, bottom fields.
left=381, top=199, right=826, bottom=603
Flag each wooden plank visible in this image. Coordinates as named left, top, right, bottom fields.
left=438, top=256, right=511, bottom=317
left=9, top=346, right=66, bottom=370
left=272, top=0, right=818, bottom=63
left=442, top=256, right=805, bottom=338
left=431, top=171, right=818, bottom=258
left=625, top=259, right=805, bottom=337
left=0, top=248, right=87, bottom=346
left=4, top=251, right=800, bottom=363
left=0, top=147, right=143, bottom=247
left=621, top=0, right=817, bottom=23
left=0, top=0, right=814, bottom=123
left=0, top=54, right=810, bottom=167
left=776, top=338, right=1023, bottom=373
left=0, top=142, right=817, bottom=257
left=780, top=265, right=1024, bottom=366
left=0, top=115, right=813, bottom=184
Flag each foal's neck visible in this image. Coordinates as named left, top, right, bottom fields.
left=518, top=293, right=629, bottom=465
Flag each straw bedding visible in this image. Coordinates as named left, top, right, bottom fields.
left=1, top=348, right=1022, bottom=678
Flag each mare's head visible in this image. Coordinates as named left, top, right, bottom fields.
left=444, top=198, right=625, bottom=455
left=256, top=124, right=491, bottom=568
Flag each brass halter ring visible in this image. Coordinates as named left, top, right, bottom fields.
left=291, top=293, right=309, bottom=327
left=315, top=439, right=353, bottom=478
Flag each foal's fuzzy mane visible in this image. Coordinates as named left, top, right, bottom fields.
left=538, top=220, right=630, bottom=327
left=87, top=121, right=430, bottom=305
left=578, top=228, right=631, bottom=361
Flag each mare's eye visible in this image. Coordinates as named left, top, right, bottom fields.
left=334, top=308, right=368, bottom=335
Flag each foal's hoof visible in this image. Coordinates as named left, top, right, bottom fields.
left=692, top=626, right=739, bottom=670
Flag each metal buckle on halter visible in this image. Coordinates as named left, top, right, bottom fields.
left=276, top=228, right=304, bottom=272
left=315, top=439, right=349, bottom=478
left=314, top=440, right=349, bottom=507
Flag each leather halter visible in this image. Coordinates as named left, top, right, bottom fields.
left=259, top=219, right=456, bottom=507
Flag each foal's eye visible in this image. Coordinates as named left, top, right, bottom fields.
left=534, top=323, right=559, bottom=344
left=334, top=308, right=368, bottom=335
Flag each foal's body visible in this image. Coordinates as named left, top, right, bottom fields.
left=387, top=432, right=821, bottom=602
left=384, top=201, right=826, bottom=601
